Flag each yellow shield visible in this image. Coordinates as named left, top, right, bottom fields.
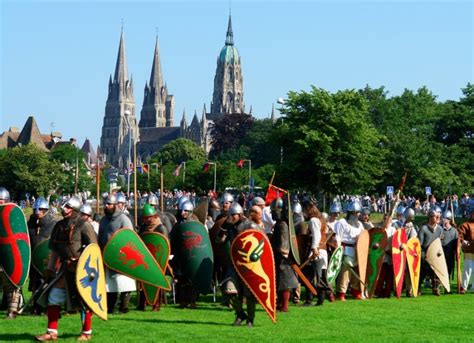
left=76, top=243, right=107, bottom=320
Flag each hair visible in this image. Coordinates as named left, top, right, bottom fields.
left=304, top=201, right=327, bottom=233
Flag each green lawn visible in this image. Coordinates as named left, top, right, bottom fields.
left=2, top=290, right=473, bottom=342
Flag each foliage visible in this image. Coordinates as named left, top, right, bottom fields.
left=275, top=87, right=386, bottom=194
left=0, top=144, right=66, bottom=199
left=150, top=138, right=207, bottom=166
left=209, top=112, right=255, bottom=158
left=50, top=144, right=94, bottom=194
left=241, top=118, right=281, bottom=167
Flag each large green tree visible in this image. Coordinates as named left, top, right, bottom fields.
left=275, top=87, right=386, bottom=194
left=0, top=144, right=66, bottom=199
left=150, top=138, right=206, bottom=165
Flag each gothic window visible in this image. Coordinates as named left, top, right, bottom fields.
left=236, top=93, right=241, bottom=109
left=228, top=67, right=233, bottom=82
left=226, top=92, right=234, bottom=110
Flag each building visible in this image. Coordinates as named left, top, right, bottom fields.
left=100, top=14, right=249, bottom=167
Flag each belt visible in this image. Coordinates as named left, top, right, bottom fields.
left=342, top=243, right=355, bottom=247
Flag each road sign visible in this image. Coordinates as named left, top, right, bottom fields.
left=425, top=187, right=432, bottom=195
left=386, top=186, right=394, bottom=195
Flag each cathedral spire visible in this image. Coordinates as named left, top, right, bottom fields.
left=149, top=36, right=164, bottom=90
left=114, top=28, right=129, bottom=84
left=271, top=103, right=276, bottom=123
left=225, top=14, right=234, bottom=46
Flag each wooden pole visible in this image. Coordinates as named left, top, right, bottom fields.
left=74, top=150, right=79, bottom=195
left=160, top=160, right=164, bottom=213
left=96, top=146, right=100, bottom=214
left=269, top=171, right=276, bottom=186
left=133, top=141, right=138, bottom=228
left=213, top=162, right=217, bottom=192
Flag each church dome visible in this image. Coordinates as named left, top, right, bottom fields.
left=219, top=45, right=240, bottom=64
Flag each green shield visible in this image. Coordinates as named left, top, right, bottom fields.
left=32, top=239, right=52, bottom=275
left=103, top=228, right=170, bottom=290
left=173, top=221, right=214, bottom=294
left=141, top=232, right=170, bottom=304
left=0, top=204, right=31, bottom=287
left=287, top=193, right=301, bottom=265
left=366, top=228, right=388, bottom=298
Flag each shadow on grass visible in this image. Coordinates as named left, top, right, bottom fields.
left=0, top=333, right=77, bottom=341
left=113, top=316, right=230, bottom=326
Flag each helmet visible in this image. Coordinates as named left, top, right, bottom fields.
left=361, top=207, right=370, bottom=216
left=33, top=197, right=49, bottom=210
left=63, top=196, right=82, bottom=211
left=142, top=204, right=157, bottom=217
left=80, top=204, right=93, bottom=216
left=346, top=200, right=362, bottom=213
left=209, top=199, right=220, bottom=209
left=180, top=200, right=194, bottom=212
left=292, top=202, right=302, bottom=214
left=434, top=205, right=442, bottom=213
left=329, top=202, right=342, bottom=214
left=322, top=212, right=329, bottom=220
left=428, top=208, right=438, bottom=217
left=0, top=187, right=10, bottom=201
left=270, top=197, right=284, bottom=211
left=116, top=192, right=127, bottom=204
left=396, top=206, right=406, bottom=216
left=221, top=192, right=234, bottom=204
left=442, top=210, right=453, bottom=220
left=252, top=197, right=265, bottom=206
left=105, top=194, right=117, bottom=205
left=177, top=196, right=190, bottom=209
left=404, top=208, right=415, bottom=219
left=101, top=192, right=109, bottom=199
left=228, top=202, right=243, bottom=215
left=147, top=194, right=159, bottom=206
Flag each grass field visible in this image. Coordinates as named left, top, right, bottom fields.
left=2, top=288, right=473, bottom=343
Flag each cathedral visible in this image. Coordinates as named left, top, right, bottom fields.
left=100, top=15, right=247, bottom=168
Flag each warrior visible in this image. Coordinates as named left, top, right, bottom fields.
left=458, top=206, right=474, bottom=294
left=170, top=200, right=199, bottom=308
left=35, top=196, right=97, bottom=341
left=402, top=208, right=418, bottom=297
left=359, top=207, right=374, bottom=230
left=98, top=195, right=136, bottom=314
left=79, top=204, right=99, bottom=236
left=252, top=197, right=275, bottom=240
left=334, top=200, right=364, bottom=300
left=137, top=204, right=169, bottom=311
left=27, top=197, right=58, bottom=315
left=147, top=193, right=173, bottom=233
left=303, top=200, right=334, bottom=306
left=440, top=210, right=458, bottom=293
left=418, top=208, right=443, bottom=295
left=374, top=213, right=397, bottom=298
left=271, top=198, right=299, bottom=312
left=0, top=187, right=23, bottom=319
left=392, top=205, right=407, bottom=229
left=218, top=202, right=258, bottom=327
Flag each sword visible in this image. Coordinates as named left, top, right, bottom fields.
left=342, top=260, right=368, bottom=289
left=290, top=263, right=317, bottom=296
left=17, top=279, right=49, bottom=314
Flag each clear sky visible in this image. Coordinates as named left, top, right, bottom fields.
left=1, top=0, right=472, bottom=149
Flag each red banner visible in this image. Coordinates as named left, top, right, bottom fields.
left=264, top=184, right=287, bottom=206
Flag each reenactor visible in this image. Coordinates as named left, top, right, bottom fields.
left=458, top=206, right=474, bottom=293
left=440, top=210, right=458, bottom=293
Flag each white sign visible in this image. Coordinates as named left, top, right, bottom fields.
left=386, top=186, right=394, bottom=195
left=425, top=187, right=432, bottom=195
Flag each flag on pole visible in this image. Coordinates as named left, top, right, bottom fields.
left=173, top=162, right=184, bottom=177
left=137, top=165, right=143, bottom=174
left=203, top=162, right=211, bottom=173
left=236, top=159, right=245, bottom=168
left=151, top=163, right=159, bottom=172
left=265, top=184, right=288, bottom=206
left=127, top=163, right=134, bottom=175
left=142, top=163, right=149, bottom=174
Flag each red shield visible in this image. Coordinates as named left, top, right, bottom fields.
left=392, top=229, right=407, bottom=298
left=231, top=229, right=276, bottom=323
left=0, top=204, right=30, bottom=287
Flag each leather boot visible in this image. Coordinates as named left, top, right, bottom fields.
left=280, top=289, right=290, bottom=312
left=336, top=292, right=346, bottom=301
left=351, top=289, right=363, bottom=300
left=315, top=288, right=325, bottom=306
left=107, top=292, right=118, bottom=314
left=119, top=292, right=131, bottom=313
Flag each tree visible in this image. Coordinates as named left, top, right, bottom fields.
left=50, top=144, right=94, bottom=194
left=241, top=118, right=280, bottom=167
left=0, top=144, right=66, bottom=199
left=150, top=138, right=206, bottom=165
left=275, top=87, right=386, bottom=194
left=209, top=112, right=255, bottom=158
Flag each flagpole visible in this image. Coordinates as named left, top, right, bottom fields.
left=133, top=140, right=138, bottom=228
left=160, top=160, right=164, bottom=213
left=96, top=146, right=100, bottom=214
left=269, top=171, right=276, bottom=186
left=182, top=162, right=186, bottom=185
left=248, top=159, right=252, bottom=193
left=74, top=149, right=79, bottom=195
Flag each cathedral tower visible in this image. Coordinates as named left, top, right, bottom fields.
left=210, top=15, right=244, bottom=118
left=139, top=37, right=174, bottom=129
left=100, top=29, right=138, bottom=168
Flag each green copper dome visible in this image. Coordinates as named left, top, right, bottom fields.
left=219, top=45, right=240, bottom=64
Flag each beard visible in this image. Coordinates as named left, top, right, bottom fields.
left=104, top=205, right=116, bottom=216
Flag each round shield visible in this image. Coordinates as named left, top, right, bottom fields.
left=327, top=246, right=343, bottom=284
left=32, top=239, right=52, bottom=275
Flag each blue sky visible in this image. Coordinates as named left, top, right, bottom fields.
left=1, top=0, right=472, bottom=148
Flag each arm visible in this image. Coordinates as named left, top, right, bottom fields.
left=308, top=218, right=321, bottom=256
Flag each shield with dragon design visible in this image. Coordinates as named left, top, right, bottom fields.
left=327, top=246, right=343, bottom=284
left=231, top=229, right=276, bottom=323
left=141, top=232, right=170, bottom=305
left=103, top=228, right=170, bottom=290
left=392, top=229, right=407, bottom=298
left=406, top=237, right=421, bottom=297
left=0, top=204, right=30, bottom=287
left=76, top=243, right=107, bottom=320
left=366, top=228, right=387, bottom=298
left=173, top=221, right=214, bottom=294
